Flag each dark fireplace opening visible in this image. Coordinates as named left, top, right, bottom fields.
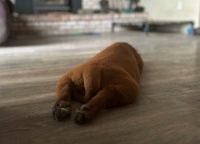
left=15, top=0, right=82, bottom=14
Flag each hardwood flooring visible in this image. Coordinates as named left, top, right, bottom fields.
left=1, top=32, right=200, bottom=144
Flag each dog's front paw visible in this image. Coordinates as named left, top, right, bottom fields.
left=52, top=101, right=71, bottom=121
left=74, top=104, right=90, bottom=124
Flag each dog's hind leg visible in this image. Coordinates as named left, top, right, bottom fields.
left=74, top=86, right=113, bottom=124
left=81, top=65, right=101, bottom=103
left=74, top=79, right=139, bottom=124
left=52, top=74, right=73, bottom=121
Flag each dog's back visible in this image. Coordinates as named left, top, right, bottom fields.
left=87, top=42, right=143, bottom=82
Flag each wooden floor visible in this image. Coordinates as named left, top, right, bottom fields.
left=1, top=32, right=200, bottom=144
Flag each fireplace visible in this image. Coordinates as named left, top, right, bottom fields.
left=15, top=0, right=82, bottom=14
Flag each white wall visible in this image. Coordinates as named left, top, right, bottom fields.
left=140, top=0, right=200, bottom=27
left=83, top=0, right=200, bottom=27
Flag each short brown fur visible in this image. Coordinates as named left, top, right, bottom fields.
left=52, top=42, right=143, bottom=124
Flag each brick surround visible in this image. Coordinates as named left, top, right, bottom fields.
left=11, top=13, right=148, bottom=35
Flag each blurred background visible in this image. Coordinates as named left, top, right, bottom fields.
left=0, top=0, right=199, bottom=43
left=1, top=1, right=200, bottom=144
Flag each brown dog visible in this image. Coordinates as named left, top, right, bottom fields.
left=52, top=42, right=143, bottom=124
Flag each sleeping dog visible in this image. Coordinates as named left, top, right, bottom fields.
left=52, top=42, right=143, bottom=124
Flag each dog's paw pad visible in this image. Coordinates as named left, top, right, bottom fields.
left=52, top=101, right=71, bottom=121
left=74, top=111, right=89, bottom=124
left=74, top=105, right=90, bottom=124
